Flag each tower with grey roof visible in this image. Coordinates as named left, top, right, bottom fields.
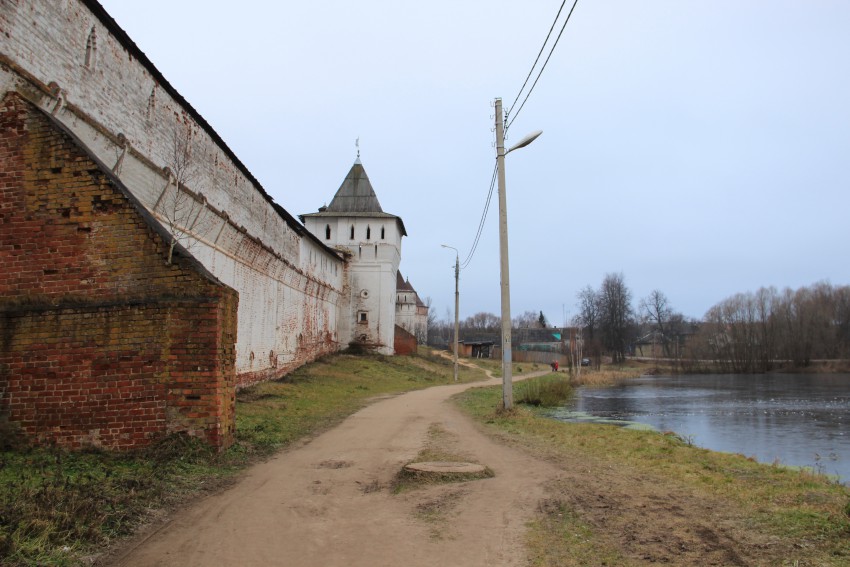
left=301, top=158, right=406, bottom=354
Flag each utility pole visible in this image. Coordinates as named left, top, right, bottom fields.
left=494, top=97, right=542, bottom=410
left=452, top=253, right=459, bottom=382
left=441, top=244, right=460, bottom=382
left=495, top=97, right=513, bottom=410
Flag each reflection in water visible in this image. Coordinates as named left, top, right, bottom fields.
left=551, top=374, right=849, bottom=482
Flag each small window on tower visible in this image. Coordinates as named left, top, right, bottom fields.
left=358, top=311, right=368, bottom=323
left=366, top=226, right=371, bottom=240
left=325, top=224, right=331, bottom=239
left=350, top=225, right=355, bottom=239
left=381, top=226, right=385, bottom=239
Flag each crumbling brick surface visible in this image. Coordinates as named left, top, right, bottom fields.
left=0, top=93, right=238, bottom=450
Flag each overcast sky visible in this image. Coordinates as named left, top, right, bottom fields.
left=99, top=0, right=850, bottom=325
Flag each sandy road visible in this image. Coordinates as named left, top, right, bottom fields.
left=112, top=371, right=557, bottom=567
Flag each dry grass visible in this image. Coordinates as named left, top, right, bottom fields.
left=569, top=365, right=643, bottom=387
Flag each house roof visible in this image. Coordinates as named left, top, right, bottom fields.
left=300, top=160, right=407, bottom=236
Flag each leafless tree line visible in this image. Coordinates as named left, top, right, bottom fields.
left=427, top=277, right=850, bottom=372
left=426, top=309, right=553, bottom=347
left=695, top=282, right=850, bottom=372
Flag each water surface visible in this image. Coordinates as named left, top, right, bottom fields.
left=550, top=373, right=849, bottom=482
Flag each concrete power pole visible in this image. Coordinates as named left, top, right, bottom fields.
left=495, top=97, right=513, bottom=410
left=452, top=253, right=459, bottom=382
left=441, top=244, right=460, bottom=383
left=494, top=98, right=542, bottom=410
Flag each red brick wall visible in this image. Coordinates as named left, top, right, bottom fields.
left=0, top=93, right=238, bottom=450
left=394, top=325, right=418, bottom=356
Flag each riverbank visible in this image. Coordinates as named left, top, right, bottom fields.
left=454, top=376, right=850, bottom=565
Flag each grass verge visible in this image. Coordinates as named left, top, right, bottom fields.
left=0, top=349, right=488, bottom=566
left=453, top=378, right=850, bottom=566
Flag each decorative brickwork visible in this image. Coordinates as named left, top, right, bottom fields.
left=0, top=93, right=238, bottom=450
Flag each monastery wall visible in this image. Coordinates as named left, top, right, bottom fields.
left=0, top=0, right=345, bottom=385
left=0, top=93, right=238, bottom=449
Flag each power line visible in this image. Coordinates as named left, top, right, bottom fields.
left=506, top=0, right=580, bottom=133
left=458, top=1, right=580, bottom=271
left=460, top=163, right=498, bottom=270
left=506, top=0, right=568, bottom=119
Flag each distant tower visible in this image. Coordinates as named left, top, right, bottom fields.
left=301, top=158, right=406, bottom=354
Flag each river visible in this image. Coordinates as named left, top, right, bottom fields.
left=549, top=373, right=850, bottom=483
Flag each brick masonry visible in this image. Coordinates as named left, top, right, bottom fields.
left=0, top=93, right=238, bottom=449
left=393, top=325, right=418, bottom=356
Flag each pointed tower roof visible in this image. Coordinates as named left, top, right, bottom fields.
left=326, top=161, right=383, bottom=213
left=300, top=160, right=407, bottom=236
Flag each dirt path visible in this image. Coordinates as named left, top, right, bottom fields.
left=111, top=370, right=558, bottom=567
left=108, top=364, right=799, bottom=566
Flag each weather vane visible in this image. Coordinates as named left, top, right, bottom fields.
left=356, top=137, right=360, bottom=159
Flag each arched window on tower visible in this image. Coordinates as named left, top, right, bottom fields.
left=325, top=224, right=331, bottom=239
left=366, top=226, right=371, bottom=240
left=381, top=226, right=385, bottom=239
left=350, top=225, right=355, bottom=240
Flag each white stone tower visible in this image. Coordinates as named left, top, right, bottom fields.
left=301, top=158, right=406, bottom=354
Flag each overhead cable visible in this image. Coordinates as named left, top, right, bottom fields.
left=460, top=163, right=498, bottom=270
left=506, top=0, right=580, bottom=133
left=506, top=0, right=569, bottom=120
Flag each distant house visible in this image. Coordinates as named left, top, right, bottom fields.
left=459, top=341, right=495, bottom=359
left=634, top=330, right=690, bottom=359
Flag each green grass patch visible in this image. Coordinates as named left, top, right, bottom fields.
left=515, top=373, right=573, bottom=407
left=1, top=350, right=489, bottom=566
left=453, top=384, right=850, bottom=565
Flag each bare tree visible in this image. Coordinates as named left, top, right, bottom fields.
left=639, top=289, right=673, bottom=356
left=512, top=310, right=541, bottom=329
left=575, top=285, right=600, bottom=341
left=598, top=272, right=634, bottom=363
left=154, top=122, right=202, bottom=264
left=424, top=296, right=437, bottom=330
left=462, top=312, right=500, bottom=334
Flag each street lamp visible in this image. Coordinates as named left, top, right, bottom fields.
left=440, top=244, right=460, bottom=382
left=495, top=97, right=542, bottom=410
